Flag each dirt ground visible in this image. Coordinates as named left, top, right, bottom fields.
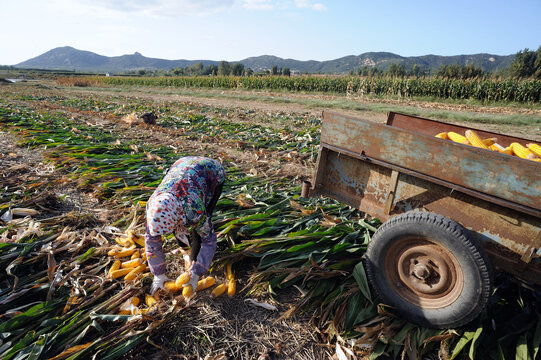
left=1, top=80, right=540, bottom=359
left=66, top=83, right=541, bottom=139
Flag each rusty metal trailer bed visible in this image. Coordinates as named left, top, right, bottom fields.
left=302, top=111, right=541, bottom=328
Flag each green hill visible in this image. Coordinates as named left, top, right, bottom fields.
left=15, top=46, right=515, bottom=74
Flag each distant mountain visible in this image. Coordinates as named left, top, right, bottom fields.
left=15, top=46, right=515, bottom=74
left=16, top=46, right=216, bottom=73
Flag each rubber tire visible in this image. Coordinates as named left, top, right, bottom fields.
left=365, top=211, right=493, bottom=328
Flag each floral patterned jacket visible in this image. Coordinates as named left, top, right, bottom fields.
left=145, top=156, right=225, bottom=276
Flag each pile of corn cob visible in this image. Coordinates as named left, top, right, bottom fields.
left=435, top=130, right=541, bottom=162
left=171, top=262, right=236, bottom=299
left=106, top=230, right=236, bottom=315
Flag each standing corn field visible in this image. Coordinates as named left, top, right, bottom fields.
left=84, top=75, right=541, bottom=103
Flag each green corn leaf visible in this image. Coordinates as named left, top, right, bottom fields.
left=450, top=330, right=476, bottom=359
left=89, top=313, right=137, bottom=322
left=515, top=334, right=531, bottom=360
left=532, top=315, right=541, bottom=359
left=25, top=333, right=49, bottom=360
left=64, top=340, right=101, bottom=360
left=327, top=259, right=358, bottom=271
left=468, top=324, right=483, bottom=359
left=71, top=320, right=104, bottom=346
left=344, top=293, right=365, bottom=330
left=1, top=330, right=37, bottom=360
left=0, top=342, right=12, bottom=356
left=390, top=323, right=415, bottom=345
left=496, top=344, right=506, bottom=360
left=76, top=247, right=96, bottom=263
left=369, top=341, right=386, bottom=360
left=0, top=300, right=63, bottom=333
left=353, top=304, right=378, bottom=328
left=357, top=219, right=379, bottom=233
left=352, top=262, right=372, bottom=303
left=286, top=241, right=318, bottom=253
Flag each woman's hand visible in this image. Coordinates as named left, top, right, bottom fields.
left=151, top=274, right=170, bottom=295
left=183, top=272, right=199, bottom=291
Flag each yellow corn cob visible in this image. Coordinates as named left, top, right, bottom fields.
left=510, top=143, right=537, bottom=159
left=182, top=285, right=193, bottom=298
left=129, top=296, right=140, bottom=307
left=196, top=276, right=216, bottom=291
left=109, top=268, right=132, bottom=279
left=447, top=132, right=469, bottom=144
left=109, top=247, right=137, bottom=258
left=130, top=250, right=140, bottom=260
left=211, top=284, right=227, bottom=298
left=434, top=132, right=448, bottom=139
left=489, top=143, right=504, bottom=152
left=124, top=264, right=145, bottom=281
left=127, top=229, right=137, bottom=241
left=145, top=294, right=157, bottom=307
left=128, top=230, right=146, bottom=247
left=134, top=235, right=146, bottom=248
left=226, top=263, right=233, bottom=280
left=121, top=258, right=142, bottom=269
left=165, top=281, right=180, bottom=293
left=482, top=138, right=497, bottom=146
left=141, top=251, right=147, bottom=261
left=108, top=260, right=121, bottom=277
left=107, top=246, right=122, bottom=256
left=175, top=272, right=190, bottom=288
left=491, top=143, right=516, bottom=156
left=116, top=247, right=137, bottom=258
left=227, top=277, right=236, bottom=298
left=527, top=143, right=541, bottom=158
left=118, top=310, right=130, bottom=315
left=114, top=236, right=129, bottom=247
left=465, top=130, right=490, bottom=150
left=503, top=146, right=514, bottom=155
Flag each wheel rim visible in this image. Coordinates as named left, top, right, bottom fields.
left=384, top=236, right=464, bottom=309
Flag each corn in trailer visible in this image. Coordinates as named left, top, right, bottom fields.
left=301, top=111, right=541, bottom=328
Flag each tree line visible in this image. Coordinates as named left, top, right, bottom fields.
left=132, top=46, right=541, bottom=80
left=349, top=47, right=541, bottom=80
left=145, top=61, right=291, bottom=77
left=509, top=47, right=541, bottom=79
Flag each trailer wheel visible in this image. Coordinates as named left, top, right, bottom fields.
left=365, top=211, right=492, bottom=328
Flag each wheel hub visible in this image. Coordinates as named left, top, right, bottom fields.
left=384, top=237, right=464, bottom=308
left=412, top=263, right=431, bottom=280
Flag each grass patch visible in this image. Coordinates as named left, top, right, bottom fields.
left=122, top=85, right=541, bottom=128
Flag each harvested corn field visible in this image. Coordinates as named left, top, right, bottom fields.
left=0, top=79, right=540, bottom=360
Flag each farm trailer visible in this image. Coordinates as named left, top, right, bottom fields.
left=301, top=111, right=541, bottom=328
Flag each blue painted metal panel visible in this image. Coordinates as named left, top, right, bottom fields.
left=320, top=111, right=541, bottom=212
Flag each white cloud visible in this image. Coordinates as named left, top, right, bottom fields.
left=295, top=0, right=326, bottom=11
left=311, top=3, right=326, bottom=11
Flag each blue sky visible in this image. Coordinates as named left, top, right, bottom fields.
left=1, top=0, right=540, bottom=65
